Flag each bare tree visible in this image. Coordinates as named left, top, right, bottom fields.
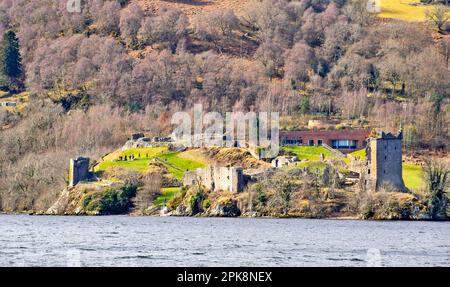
left=254, top=40, right=285, bottom=79
left=138, top=8, right=188, bottom=52
left=193, top=9, right=239, bottom=51
left=283, top=41, right=316, bottom=91
left=119, top=3, right=144, bottom=48
left=425, top=5, right=450, bottom=32
left=133, top=173, right=162, bottom=214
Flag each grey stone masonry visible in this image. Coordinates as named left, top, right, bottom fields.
left=183, top=166, right=245, bottom=193
left=364, top=129, right=408, bottom=192
left=69, top=157, right=90, bottom=187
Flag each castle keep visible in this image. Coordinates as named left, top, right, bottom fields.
left=69, top=157, right=90, bottom=187
left=183, top=166, right=246, bottom=193
left=364, top=130, right=407, bottom=192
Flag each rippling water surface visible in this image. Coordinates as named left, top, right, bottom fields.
left=0, top=215, right=448, bottom=266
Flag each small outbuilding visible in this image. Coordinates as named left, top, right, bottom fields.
left=271, top=156, right=298, bottom=168
left=0, top=101, right=17, bottom=107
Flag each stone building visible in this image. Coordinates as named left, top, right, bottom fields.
left=271, top=156, right=298, bottom=168
left=364, top=129, right=408, bottom=192
left=69, top=157, right=90, bottom=187
left=123, top=133, right=173, bottom=150
left=183, top=166, right=246, bottom=193
left=0, top=101, right=17, bottom=107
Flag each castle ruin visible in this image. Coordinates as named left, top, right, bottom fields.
left=69, top=157, right=90, bottom=187
left=183, top=166, right=246, bottom=193
left=364, top=129, right=408, bottom=192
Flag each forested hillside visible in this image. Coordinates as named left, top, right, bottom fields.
left=0, top=0, right=448, bottom=212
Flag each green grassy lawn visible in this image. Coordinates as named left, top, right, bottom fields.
left=96, top=159, right=154, bottom=172
left=349, top=149, right=366, bottom=160
left=282, top=146, right=333, bottom=161
left=95, top=147, right=205, bottom=180
left=159, top=152, right=206, bottom=180
left=291, top=161, right=327, bottom=173
left=154, top=187, right=181, bottom=206
left=403, top=164, right=425, bottom=191
left=95, top=147, right=168, bottom=172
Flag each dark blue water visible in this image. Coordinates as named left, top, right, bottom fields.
left=0, top=215, right=448, bottom=266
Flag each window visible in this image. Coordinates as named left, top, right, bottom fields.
left=284, top=139, right=304, bottom=146
left=331, top=140, right=357, bottom=149
left=309, top=140, right=314, bottom=146
left=368, top=169, right=370, bottom=175
left=318, top=140, right=323, bottom=146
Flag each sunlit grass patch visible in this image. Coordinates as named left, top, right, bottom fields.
left=349, top=149, right=367, bottom=160
left=159, top=152, right=206, bottom=180
left=95, top=147, right=168, bottom=172
left=291, top=161, right=327, bottom=173
left=403, top=163, right=425, bottom=191
left=154, top=187, right=181, bottom=206
left=378, top=0, right=448, bottom=21
left=282, top=146, right=333, bottom=161
left=96, top=159, right=155, bottom=172
left=176, top=149, right=211, bottom=166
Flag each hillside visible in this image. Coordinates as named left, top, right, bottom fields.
left=135, top=0, right=250, bottom=17
left=135, top=0, right=450, bottom=21
left=0, top=0, right=448, bottom=215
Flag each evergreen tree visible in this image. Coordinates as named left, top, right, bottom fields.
left=0, top=30, right=23, bottom=91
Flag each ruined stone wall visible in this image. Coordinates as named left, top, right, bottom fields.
left=69, top=157, right=90, bottom=187
left=182, top=166, right=245, bottom=193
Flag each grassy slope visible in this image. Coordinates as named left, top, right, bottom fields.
left=136, top=0, right=250, bottom=17
left=95, top=147, right=168, bottom=172
left=379, top=0, right=450, bottom=21
left=159, top=152, right=206, bottom=180
left=349, top=149, right=366, bottom=159
left=282, top=146, right=333, bottom=161
left=154, top=187, right=181, bottom=206
left=96, top=147, right=205, bottom=179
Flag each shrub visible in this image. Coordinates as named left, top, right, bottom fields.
left=203, top=199, right=211, bottom=210
left=189, top=191, right=206, bottom=215
left=82, top=183, right=137, bottom=215
left=424, top=159, right=449, bottom=219
left=358, top=191, right=424, bottom=220
left=167, top=188, right=186, bottom=210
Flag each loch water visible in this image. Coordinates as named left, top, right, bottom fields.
left=0, top=215, right=448, bottom=267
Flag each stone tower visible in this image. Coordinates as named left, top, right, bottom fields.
left=364, top=129, right=408, bottom=192
left=69, top=157, right=90, bottom=187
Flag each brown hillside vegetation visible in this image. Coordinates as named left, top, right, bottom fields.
left=135, top=0, right=250, bottom=17
left=199, top=147, right=270, bottom=169
left=0, top=0, right=448, bottom=214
